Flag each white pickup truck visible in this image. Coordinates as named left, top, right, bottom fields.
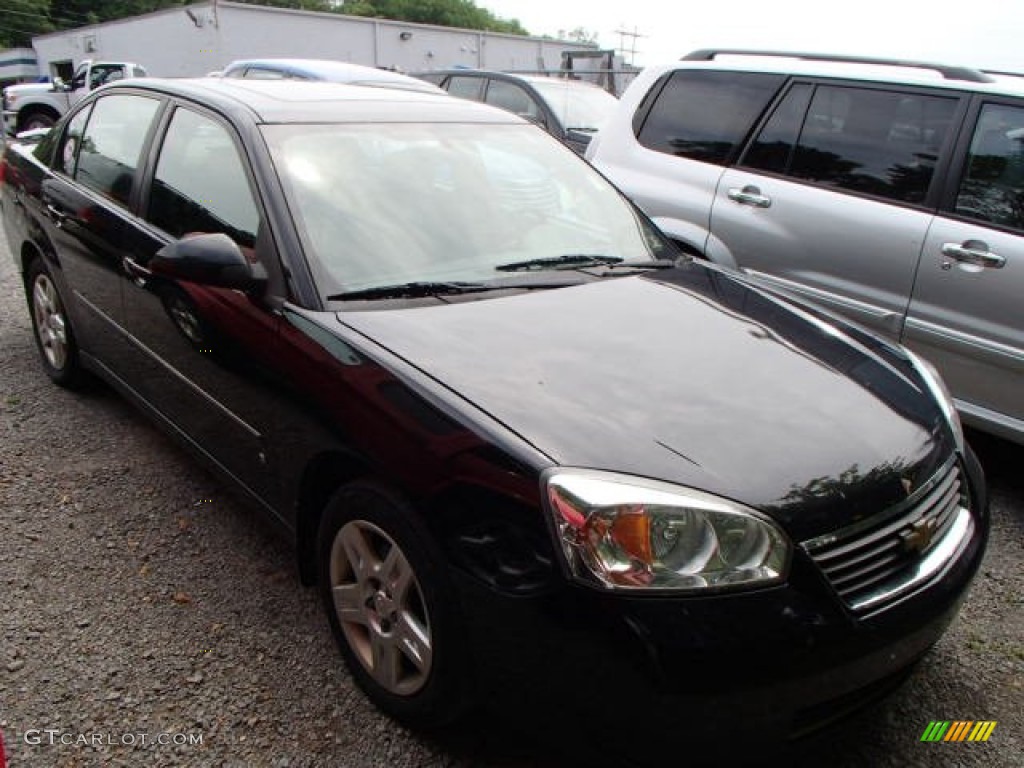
left=2, top=60, right=147, bottom=135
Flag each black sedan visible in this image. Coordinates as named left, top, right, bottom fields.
left=0, top=77, right=987, bottom=764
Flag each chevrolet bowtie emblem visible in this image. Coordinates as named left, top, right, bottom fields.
left=902, top=517, right=938, bottom=554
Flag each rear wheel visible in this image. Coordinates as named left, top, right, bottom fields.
left=26, top=259, right=85, bottom=388
left=317, top=482, right=472, bottom=727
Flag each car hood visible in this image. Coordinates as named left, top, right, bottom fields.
left=3, top=82, right=54, bottom=97
left=338, top=264, right=953, bottom=541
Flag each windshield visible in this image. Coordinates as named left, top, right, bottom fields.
left=262, top=123, right=668, bottom=297
left=529, top=79, right=619, bottom=132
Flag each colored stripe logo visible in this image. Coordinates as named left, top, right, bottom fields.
left=921, top=721, right=997, bottom=742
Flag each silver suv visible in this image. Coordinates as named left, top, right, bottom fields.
left=588, top=50, right=1024, bottom=445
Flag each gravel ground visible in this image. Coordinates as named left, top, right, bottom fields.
left=0, top=220, right=1020, bottom=767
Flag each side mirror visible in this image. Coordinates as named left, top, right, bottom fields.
left=150, top=233, right=267, bottom=293
left=52, top=77, right=68, bottom=92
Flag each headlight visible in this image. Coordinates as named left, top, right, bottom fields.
left=545, top=470, right=790, bottom=591
left=904, top=349, right=965, bottom=454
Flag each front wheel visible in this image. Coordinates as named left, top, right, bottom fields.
left=317, top=482, right=473, bottom=727
left=26, top=259, right=86, bottom=388
left=19, top=110, right=56, bottom=132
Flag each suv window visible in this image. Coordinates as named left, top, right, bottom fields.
left=75, top=93, right=160, bottom=206
left=742, top=84, right=813, bottom=174
left=955, top=103, right=1024, bottom=230
left=637, top=70, right=785, bottom=165
left=148, top=107, right=260, bottom=247
left=788, top=85, right=958, bottom=203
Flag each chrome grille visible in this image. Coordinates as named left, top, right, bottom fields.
left=803, top=458, right=971, bottom=616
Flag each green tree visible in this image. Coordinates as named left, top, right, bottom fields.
left=0, top=0, right=54, bottom=47
left=340, top=0, right=527, bottom=34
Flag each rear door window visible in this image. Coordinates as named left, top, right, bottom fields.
left=74, top=93, right=161, bottom=207
left=741, top=84, right=813, bottom=174
left=954, top=102, right=1024, bottom=230
left=637, top=70, right=785, bottom=164
left=788, top=85, right=958, bottom=204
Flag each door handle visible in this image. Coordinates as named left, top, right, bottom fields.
left=122, top=256, right=152, bottom=286
left=45, top=203, right=68, bottom=227
left=941, top=241, right=1005, bottom=269
left=727, top=185, right=772, bottom=208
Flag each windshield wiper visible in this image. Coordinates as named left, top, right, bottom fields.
left=496, top=255, right=682, bottom=274
left=327, top=281, right=492, bottom=301
left=601, top=258, right=680, bottom=270
left=495, top=254, right=624, bottom=272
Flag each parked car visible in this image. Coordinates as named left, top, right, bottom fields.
left=587, top=49, right=1024, bottom=445
left=219, top=57, right=444, bottom=94
left=2, top=59, right=147, bottom=134
left=0, top=76, right=987, bottom=763
left=417, top=69, right=618, bottom=154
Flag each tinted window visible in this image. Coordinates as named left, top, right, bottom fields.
left=790, top=86, right=957, bottom=204
left=56, top=105, right=91, bottom=175
left=148, top=107, right=260, bottom=247
left=742, top=84, right=812, bottom=174
left=446, top=76, right=484, bottom=101
left=485, top=80, right=540, bottom=119
left=637, top=70, right=785, bottom=165
left=75, top=94, right=160, bottom=206
left=954, top=104, right=1024, bottom=231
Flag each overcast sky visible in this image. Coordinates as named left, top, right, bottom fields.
left=481, top=0, right=1023, bottom=72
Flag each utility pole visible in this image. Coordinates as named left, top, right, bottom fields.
left=614, top=26, right=646, bottom=66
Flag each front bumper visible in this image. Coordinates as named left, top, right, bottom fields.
left=452, top=448, right=988, bottom=762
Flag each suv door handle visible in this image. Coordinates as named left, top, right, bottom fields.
left=941, top=241, right=1006, bottom=269
left=727, top=185, right=772, bottom=208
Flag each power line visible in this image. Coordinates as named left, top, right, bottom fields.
left=613, top=26, right=646, bottom=66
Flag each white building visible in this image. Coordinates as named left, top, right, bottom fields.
left=28, top=1, right=596, bottom=80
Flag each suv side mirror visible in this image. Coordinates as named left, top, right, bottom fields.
left=150, top=233, right=267, bottom=293
left=52, top=77, right=68, bottom=92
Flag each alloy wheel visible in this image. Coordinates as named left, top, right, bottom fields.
left=329, top=520, right=433, bottom=696
left=32, top=273, right=68, bottom=370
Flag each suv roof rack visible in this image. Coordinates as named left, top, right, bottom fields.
left=682, top=49, right=995, bottom=84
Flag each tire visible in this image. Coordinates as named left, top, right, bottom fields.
left=19, top=110, right=57, bottom=132
left=25, top=258, right=86, bottom=388
left=317, top=482, right=473, bottom=728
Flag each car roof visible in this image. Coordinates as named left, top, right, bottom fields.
left=102, top=77, right=525, bottom=125
left=417, top=69, right=607, bottom=90
left=221, top=58, right=444, bottom=93
left=649, top=51, right=1024, bottom=98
